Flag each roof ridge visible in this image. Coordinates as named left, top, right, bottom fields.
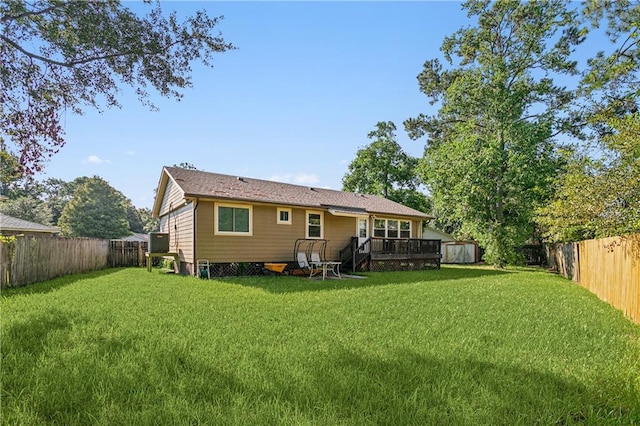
left=164, top=165, right=360, bottom=196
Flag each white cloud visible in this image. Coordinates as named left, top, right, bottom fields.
left=267, top=174, right=293, bottom=183
left=125, top=150, right=135, bottom=156
left=266, top=173, right=319, bottom=185
left=83, top=155, right=110, bottom=164
left=292, top=173, right=320, bottom=185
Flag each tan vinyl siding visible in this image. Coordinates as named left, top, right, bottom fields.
left=159, top=178, right=186, bottom=217
left=162, top=203, right=194, bottom=263
left=194, top=201, right=426, bottom=263
left=412, top=220, right=422, bottom=239
left=196, top=202, right=355, bottom=262
left=323, top=214, right=356, bottom=260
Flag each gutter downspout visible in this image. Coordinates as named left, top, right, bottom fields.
left=193, top=199, right=199, bottom=276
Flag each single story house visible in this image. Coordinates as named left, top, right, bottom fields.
left=0, top=213, right=61, bottom=237
left=152, top=166, right=441, bottom=276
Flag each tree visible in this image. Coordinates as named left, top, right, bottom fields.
left=58, top=176, right=130, bottom=238
left=537, top=1, right=640, bottom=241
left=139, top=207, right=160, bottom=233
left=538, top=114, right=640, bottom=241
left=405, top=0, right=582, bottom=266
left=40, top=177, right=86, bottom=224
left=0, top=196, right=53, bottom=225
left=173, top=162, right=199, bottom=170
left=0, top=151, right=22, bottom=197
left=1, top=0, right=234, bottom=174
left=126, top=204, right=144, bottom=233
left=342, top=121, right=430, bottom=212
left=579, top=0, right=640, bottom=126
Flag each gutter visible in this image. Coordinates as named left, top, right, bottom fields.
left=192, top=198, right=199, bottom=276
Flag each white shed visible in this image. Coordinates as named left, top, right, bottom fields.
left=442, top=241, right=479, bottom=264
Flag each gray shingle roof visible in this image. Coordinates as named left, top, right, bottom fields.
left=0, top=213, right=60, bottom=233
left=163, top=166, right=432, bottom=219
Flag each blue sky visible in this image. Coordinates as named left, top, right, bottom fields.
left=38, top=1, right=466, bottom=209
left=37, top=1, right=609, bottom=209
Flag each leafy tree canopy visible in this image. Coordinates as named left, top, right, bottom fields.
left=1, top=0, right=233, bottom=174
left=406, top=0, right=581, bottom=266
left=343, top=121, right=430, bottom=213
left=57, top=176, right=130, bottom=238
left=539, top=113, right=640, bottom=241
left=537, top=1, right=640, bottom=242
left=173, top=162, right=199, bottom=170
left=0, top=195, right=53, bottom=226
left=139, top=207, right=159, bottom=233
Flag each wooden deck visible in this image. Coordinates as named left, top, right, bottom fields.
left=340, top=237, right=442, bottom=272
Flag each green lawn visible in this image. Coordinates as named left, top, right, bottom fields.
left=2, top=266, right=639, bottom=425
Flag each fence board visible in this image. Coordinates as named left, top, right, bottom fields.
left=1, top=236, right=110, bottom=288
left=577, top=235, right=640, bottom=324
left=109, top=240, right=148, bottom=267
left=0, top=237, right=151, bottom=288
left=545, top=242, right=579, bottom=281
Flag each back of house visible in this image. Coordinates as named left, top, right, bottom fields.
left=152, top=166, right=438, bottom=275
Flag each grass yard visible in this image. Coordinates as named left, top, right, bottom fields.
left=2, top=266, right=639, bottom=425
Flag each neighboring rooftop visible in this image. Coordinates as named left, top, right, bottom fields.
left=113, top=233, right=149, bottom=242
left=157, top=166, right=432, bottom=219
left=0, top=213, right=61, bottom=234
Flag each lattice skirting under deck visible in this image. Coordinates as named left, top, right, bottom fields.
left=362, top=258, right=441, bottom=272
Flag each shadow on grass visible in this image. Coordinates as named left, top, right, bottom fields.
left=218, top=266, right=511, bottom=294
left=0, top=268, right=124, bottom=299
left=3, top=324, right=635, bottom=424
left=290, top=345, right=634, bottom=424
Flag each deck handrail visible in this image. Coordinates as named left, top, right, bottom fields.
left=369, top=237, right=441, bottom=255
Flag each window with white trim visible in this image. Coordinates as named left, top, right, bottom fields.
left=388, top=220, right=399, bottom=238
left=374, top=219, right=386, bottom=237
left=306, top=211, right=323, bottom=239
left=373, top=218, right=411, bottom=238
left=215, top=203, right=252, bottom=236
left=400, top=220, right=411, bottom=238
left=277, top=208, right=292, bottom=225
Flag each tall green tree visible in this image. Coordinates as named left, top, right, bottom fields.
left=40, top=177, right=87, bottom=225
left=58, top=176, right=130, bottom=238
left=139, top=207, right=160, bottom=233
left=0, top=196, right=53, bottom=225
left=579, top=0, right=639, bottom=124
left=537, top=1, right=640, bottom=241
left=343, top=121, right=430, bottom=213
left=1, top=0, right=233, bottom=174
left=405, top=0, right=582, bottom=266
left=126, top=204, right=144, bottom=234
left=539, top=114, right=640, bottom=241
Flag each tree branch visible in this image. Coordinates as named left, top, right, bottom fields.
left=1, top=5, right=59, bottom=23
left=0, top=34, right=185, bottom=68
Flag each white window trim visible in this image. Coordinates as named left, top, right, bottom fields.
left=214, top=202, right=253, bottom=236
left=357, top=218, right=369, bottom=238
left=373, top=218, right=411, bottom=238
left=400, top=220, right=412, bottom=238
left=277, top=208, right=292, bottom=225
left=305, top=210, right=324, bottom=239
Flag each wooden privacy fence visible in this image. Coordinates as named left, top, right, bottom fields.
left=546, top=234, right=640, bottom=324
left=0, top=236, right=150, bottom=288
left=1, top=236, right=110, bottom=288
left=109, top=240, right=148, bottom=267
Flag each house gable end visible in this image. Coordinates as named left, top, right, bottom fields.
left=152, top=168, right=188, bottom=218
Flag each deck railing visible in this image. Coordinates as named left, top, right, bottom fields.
left=340, top=237, right=441, bottom=272
left=370, top=237, right=441, bottom=255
